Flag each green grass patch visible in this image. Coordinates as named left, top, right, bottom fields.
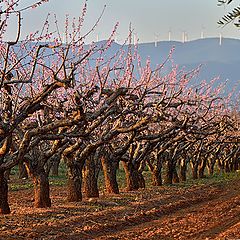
left=10, top=182, right=34, bottom=191
left=8, top=160, right=240, bottom=192
left=176, top=171, right=240, bottom=188
left=49, top=175, right=67, bottom=187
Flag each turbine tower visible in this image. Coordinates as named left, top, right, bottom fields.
left=219, top=33, right=222, bottom=46
left=133, top=32, right=138, bottom=45
left=168, top=29, right=172, bottom=41
left=185, top=32, right=188, bottom=42
left=154, top=33, right=160, bottom=47
left=201, top=25, right=205, bottom=39
left=182, top=31, right=186, bottom=43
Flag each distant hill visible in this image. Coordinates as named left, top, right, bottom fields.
left=98, top=37, right=239, bottom=94
left=13, top=37, right=240, bottom=94
left=136, top=38, right=240, bottom=93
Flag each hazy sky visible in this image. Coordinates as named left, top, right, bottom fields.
left=6, top=0, right=240, bottom=43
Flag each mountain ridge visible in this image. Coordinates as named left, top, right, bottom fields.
left=9, top=37, right=240, bottom=93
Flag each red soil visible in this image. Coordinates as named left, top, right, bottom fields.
left=0, top=179, right=239, bottom=240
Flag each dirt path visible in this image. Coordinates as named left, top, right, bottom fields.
left=97, top=183, right=240, bottom=240
left=0, top=178, right=240, bottom=240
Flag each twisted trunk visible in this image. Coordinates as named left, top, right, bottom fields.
left=152, top=167, right=162, bottom=186
left=67, top=159, right=85, bottom=202
left=138, top=171, right=145, bottom=188
left=4, top=169, right=11, bottom=180
left=101, top=156, right=119, bottom=194
left=172, top=168, right=180, bottom=183
left=45, top=154, right=61, bottom=177
left=180, top=159, right=187, bottom=182
left=207, top=161, right=215, bottom=176
left=233, top=159, right=239, bottom=171
left=122, top=161, right=143, bottom=191
left=18, top=162, right=28, bottom=179
left=83, top=157, right=100, bottom=198
left=148, top=154, right=162, bottom=186
left=0, top=172, right=10, bottom=214
left=198, top=158, right=207, bottom=178
left=217, top=159, right=224, bottom=174
left=191, top=162, right=198, bottom=179
left=165, top=161, right=174, bottom=184
left=225, top=161, right=231, bottom=173
left=32, top=169, right=51, bottom=208
left=51, top=159, right=60, bottom=176
left=25, top=155, right=51, bottom=208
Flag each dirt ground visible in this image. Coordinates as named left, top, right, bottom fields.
left=0, top=177, right=240, bottom=240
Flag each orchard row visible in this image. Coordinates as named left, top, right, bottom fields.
left=0, top=0, right=239, bottom=214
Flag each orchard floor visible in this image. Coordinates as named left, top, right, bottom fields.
left=0, top=175, right=240, bottom=240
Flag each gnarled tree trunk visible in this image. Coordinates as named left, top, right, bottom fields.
left=4, top=169, right=11, bottom=181
left=51, top=159, right=60, bottom=176
left=207, top=161, right=215, bottom=176
left=180, top=159, right=187, bottom=182
left=67, top=159, right=84, bottom=202
left=83, top=157, right=100, bottom=198
left=198, top=158, right=207, bottom=178
left=165, top=161, right=174, bottom=184
left=147, top=154, right=162, bottom=186
left=101, top=155, right=119, bottom=194
left=225, top=161, right=231, bottom=173
left=32, top=169, right=51, bottom=208
left=45, top=154, right=61, bottom=177
left=122, top=161, right=143, bottom=191
left=233, top=158, right=239, bottom=171
left=217, top=159, right=224, bottom=174
left=18, top=162, right=28, bottom=179
left=172, top=168, right=180, bottom=183
left=0, top=171, right=11, bottom=214
left=191, top=162, right=198, bottom=179
left=138, top=171, right=145, bottom=188
left=25, top=155, right=51, bottom=208
left=152, top=167, right=162, bottom=186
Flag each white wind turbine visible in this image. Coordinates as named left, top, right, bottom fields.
left=185, top=32, right=189, bottom=42
left=154, top=33, right=160, bottom=47
left=96, top=33, right=100, bottom=42
left=200, top=25, right=205, bottom=39
left=201, top=31, right=204, bottom=39
left=133, top=31, right=138, bottom=45
left=168, top=29, right=172, bottom=41
left=219, top=32, right=223, bottom=46
left=182, top=31, right=186, bottom=43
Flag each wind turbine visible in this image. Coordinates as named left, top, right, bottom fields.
left=154, top=33, right=160, bottom=47
left=96, top=33, right=99, bottom=42
left=185, top=32, right=189, bottom=42
left=200, top=25, right=205, bottom=39
left=168, top=28, right=172, bottom=41
left=182, top=31, right=186, bottom=43
left=219, top=32, right=223, bottom=46
left=181, top=30, right=189, bottom=43
left=133, top=31, right=138, bottom=45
